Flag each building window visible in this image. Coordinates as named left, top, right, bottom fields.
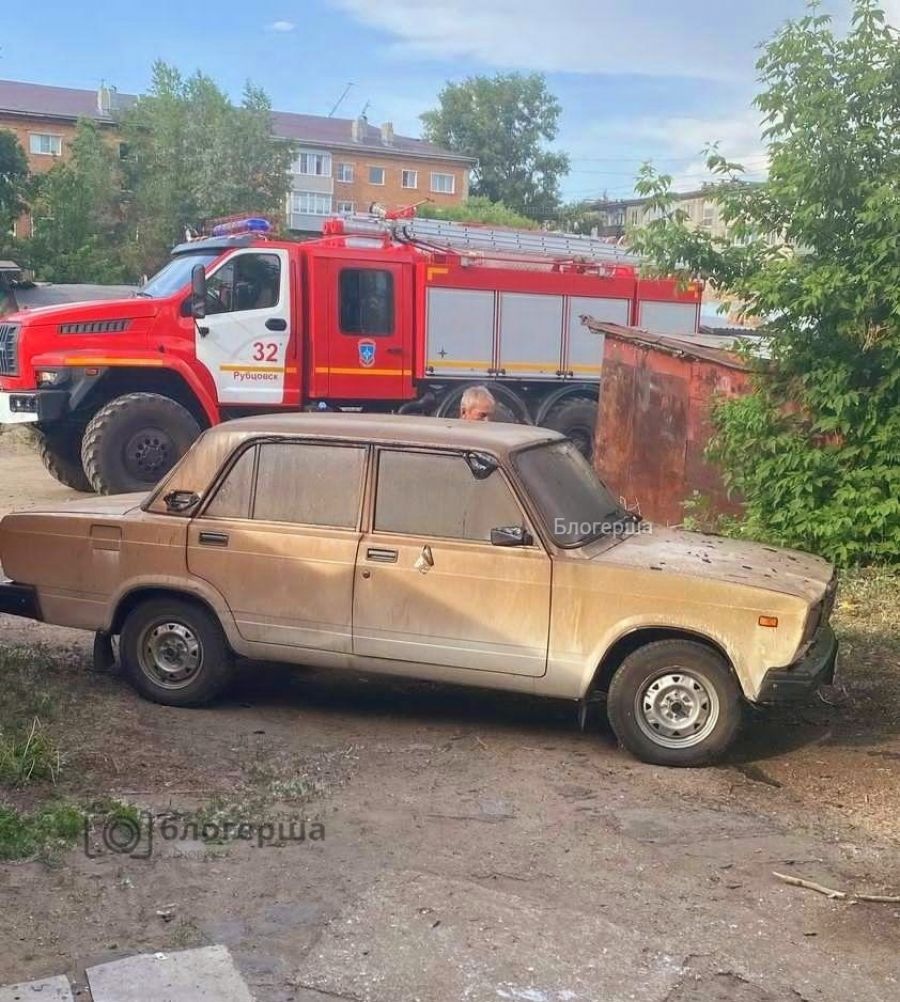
left=336, top=201, right=356, bottom=214
left=29, top=134, right=62, bottom=156
left=368, top=166, right=386, bottom=186
left=401, top=169, right=418, bottom=189
left=430, top=172, right=455, bottom=195
left=335, top=162, right=354, bottom=183
left=290, top=191, right=333, bottom=216
left=701, top=202, right=715, bottom=228
left=339, top=268, right=394, bottom=335
left=293, top=151, right=332, bottom=176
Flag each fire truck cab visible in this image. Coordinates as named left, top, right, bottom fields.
left=0, top=213, right=701, bottom=495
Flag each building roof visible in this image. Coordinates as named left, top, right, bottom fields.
left=0, top=78, right=473, bottom=163
left=583, top=321, right=763, bottom=370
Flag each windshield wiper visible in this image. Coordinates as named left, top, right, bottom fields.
left=133, top=290, right=153, bottom=298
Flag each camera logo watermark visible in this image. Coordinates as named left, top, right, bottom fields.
left=83, top=811, right=325, bottom=858
left=553, top=517, right=652, bottom=538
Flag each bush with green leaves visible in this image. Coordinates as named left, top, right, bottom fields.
left=629, top=0, right=900, bottom=565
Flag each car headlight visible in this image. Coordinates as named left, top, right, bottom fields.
left=36, top=369, right=65, bottom=387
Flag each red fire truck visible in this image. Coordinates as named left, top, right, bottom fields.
left=0, top=212, right=700, bottom=494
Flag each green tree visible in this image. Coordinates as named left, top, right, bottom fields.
left=25, top=120, right=130, bottom=283
left=417, top=196, right=537, bottom=229
left=630, top=0, right=900, bottom=565
left=0, top=129, right=29, bottom=255
left=121, top=62, right=294, bottom=273
left=421, top=73, right=569, bottom=221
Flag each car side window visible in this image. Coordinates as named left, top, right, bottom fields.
left=374, top=450, right=524, bottom=542
left=339, top=268, right=394, bottom=335
left=205, top=253, right=281, bottom=315
left=204, top=446, right=256, bottom=519
left=253, top=443, right=366, bottom=528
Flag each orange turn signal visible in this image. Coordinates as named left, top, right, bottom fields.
left=758, top=615, right=779, bottom=628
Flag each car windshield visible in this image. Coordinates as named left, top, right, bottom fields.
left=140, top=252, right=220, bottom=299
left=513, top=440, right=626, bottom=547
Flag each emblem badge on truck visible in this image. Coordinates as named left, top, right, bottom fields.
left=358, top=340, right=376, bottom=367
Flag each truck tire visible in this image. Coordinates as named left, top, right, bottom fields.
left=542, top=398, right=597, bottom=460
left=606, top=640, right=743, bottom=767
left=81, top=393, right=201, bottom=495
left=434, top=384, right=529, bottom=424
left=120, top=596, right=234, bottom=707
left=38, top=427, right=92, bottom=492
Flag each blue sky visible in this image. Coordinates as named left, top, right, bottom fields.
left=1, top=0, right=874, bottom=204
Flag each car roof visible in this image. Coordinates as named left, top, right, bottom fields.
left=147, top=413, right=564, bottom=511
left=205, top=412, right=563, bottom=453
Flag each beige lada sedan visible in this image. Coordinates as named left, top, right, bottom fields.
left=0, top=414, right=838, bottom=767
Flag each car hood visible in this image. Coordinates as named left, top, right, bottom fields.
left=8, top=298, right=158, bottom=325
left=595, top=526, right=834, bottom=603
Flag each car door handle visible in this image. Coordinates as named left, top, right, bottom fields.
left=198, top=530, right=229, bottom=547
left=265, top=318, right=287, bottom=331
left=386, top=346, right=404, bottom=354
left=366, top=547, right=398, bottom=563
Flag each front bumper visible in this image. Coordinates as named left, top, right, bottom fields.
left=0, top=579, right=42, bottom=621
left=0, top=388, right=69, bottom=425
left=756, top=623, right=838, bottom=703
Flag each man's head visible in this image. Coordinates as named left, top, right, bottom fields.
left=460, top=385, right=496, bottom=422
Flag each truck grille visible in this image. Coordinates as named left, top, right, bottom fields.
left=0, top=324, right=19, bottom=376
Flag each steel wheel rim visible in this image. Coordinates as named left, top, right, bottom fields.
left=138, top=620, right=203, bottom=689
left=635, top=668, right=719, bottom=749
left=124, top=427, right=175, bottom=480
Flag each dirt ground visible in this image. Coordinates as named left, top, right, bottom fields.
left=0, top=434, right=898, bottom=1001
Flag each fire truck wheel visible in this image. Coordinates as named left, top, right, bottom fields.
left=542, top=398, right=598, bottom=460
left=81, top=393, right=201, bottom=495
left=38, top=427, right=92, bottom=492
left=434, top=384, right=528, bottom=424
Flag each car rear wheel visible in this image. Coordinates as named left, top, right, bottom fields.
left=120, top=597, right=234, bottom=707
left=606, top=640, right=742, bottom=766
left=81, top=392, right=201, bottom=494
left=541, top=397, right=598, bottom=461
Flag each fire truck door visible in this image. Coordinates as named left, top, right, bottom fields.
left=320, top=261, right=413, bottom=399
left=195, top=248, right=292, bottom=406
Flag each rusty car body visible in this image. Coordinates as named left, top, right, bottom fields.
left=0, top=413, right=838, bottom=766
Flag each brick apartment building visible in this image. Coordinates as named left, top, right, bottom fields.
left=0, top=79, right=474, bottom=236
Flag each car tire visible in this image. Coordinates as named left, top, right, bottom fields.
left=81, top=393, right=201, bottom=495
left=542, top=398, right=598, bottom=461
left=37, top=426, right=92, bottom=492
left=606, top=640, right=742, bottom=767
left=120, top=597, right=234, bottom=707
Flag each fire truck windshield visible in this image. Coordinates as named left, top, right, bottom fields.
left=140, top=252, right=221, bottom=299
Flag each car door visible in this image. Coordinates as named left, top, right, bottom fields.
left=186, top=439, right=367, bottom=652
left=195, top=249, right=293, bottom=406
left=352, top=448, right=551, bottom=677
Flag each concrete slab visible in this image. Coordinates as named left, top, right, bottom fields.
left=0, top=976, right=73, bottom=1001
left=293, top=870, right=684, bottom=1002
left=86, top=946, right=253, bottom=1002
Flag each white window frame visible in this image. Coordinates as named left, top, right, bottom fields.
left=401, top=169, right=418, bottom=190
left=293, top=151, right=332, bottom=177
left=368, top=165, right=386, bottom=186
left=335, top=162, right=354, bottom=183
left=29, top=133, right=63, bottom=157
left=336, top=200, right=356, bottom=214
left=290, top=191, right=333, bottom=216
left=430, top=172, right=455, bottom=195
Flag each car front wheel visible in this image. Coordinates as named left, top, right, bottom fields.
left=120, top=597, right=234, bottom=707
left=606, top=640, right=742, bottom=766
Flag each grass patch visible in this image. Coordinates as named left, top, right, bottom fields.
left=0, top=802, right=84, bottom=861
left=0, top=718, right=62, bottom=786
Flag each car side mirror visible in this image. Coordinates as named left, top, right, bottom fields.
left=164, top=489, right=201, bottom=513
left=190, top=263, right=207, bottom=319
left=490, top=525, right=532, bottom=547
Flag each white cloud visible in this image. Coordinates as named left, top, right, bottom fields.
left=267, top=20, right=296, bottom=32
left=328, top=0, right=804, bottom=79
